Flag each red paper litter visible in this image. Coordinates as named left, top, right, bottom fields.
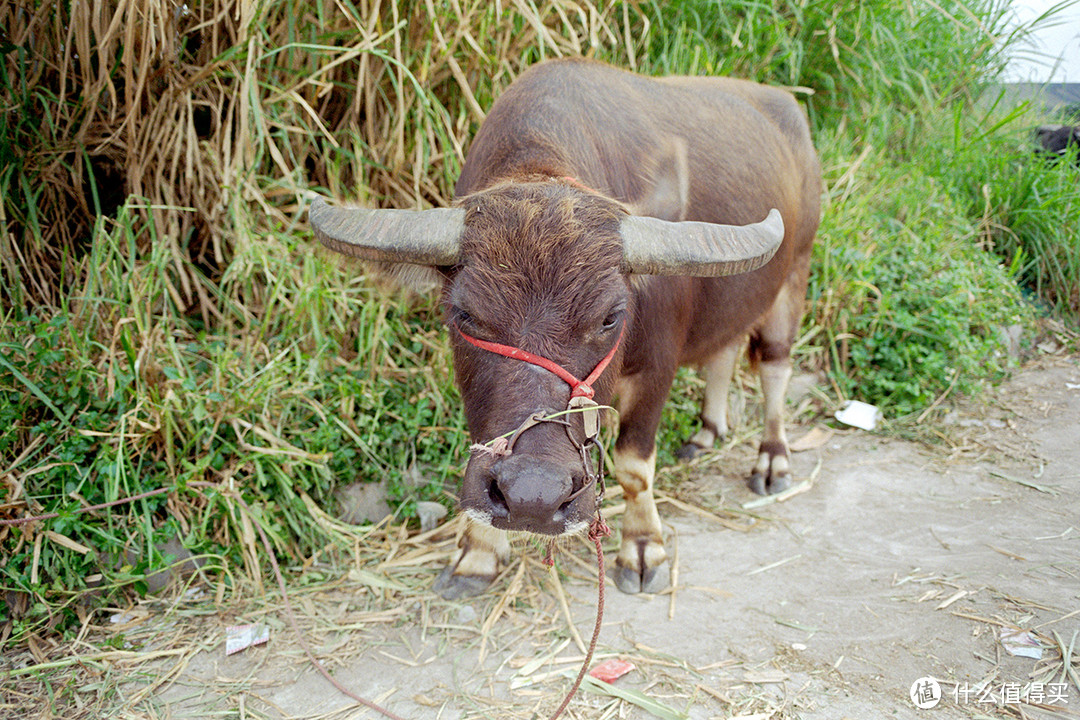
left=589, top=658, right=635, bottom=683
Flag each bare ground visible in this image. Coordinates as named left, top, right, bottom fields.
left=20, top=356, right=1080, bottom=720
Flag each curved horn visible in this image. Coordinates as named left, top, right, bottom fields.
left=619, top=209, right=785, bottom=277
left=309, top=197, right=465, bottom=266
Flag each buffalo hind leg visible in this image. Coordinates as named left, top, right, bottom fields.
left=676, top=340, right=741, bottom=460
left=749, top=358, right=793, bottom=494
left=433, top=516, right=511, bottom=600
left=613, top=447, right=669, bottom=594
left=747, top=284, right=800, bottom=495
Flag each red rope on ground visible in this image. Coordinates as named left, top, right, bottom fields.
left=548, top=514, right=611, bottom=720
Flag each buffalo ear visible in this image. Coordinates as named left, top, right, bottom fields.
left=308, top=197, right=465, bottom=267
left=619, top=209, right=785, bottom=278
left=366, top=262, right=446, bottom=296
left=632, top=136, right=690, bottom=222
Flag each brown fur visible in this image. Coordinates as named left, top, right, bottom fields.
left=447, top=180, right=630, bottom=533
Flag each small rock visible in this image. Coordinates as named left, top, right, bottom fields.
left=336, top=482, right=392, bottom=524
left=416, top=501, right=448, bottom=531
left=456, top=605, right=478, bottom=624
left=402, top=462, right=428, bottom=488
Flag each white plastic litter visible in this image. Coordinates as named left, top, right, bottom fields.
left=226, top=623, right=270, bottom=656
left=835, top=400, right=882, bottom=430
left=999, top=628, right=1043, bottom=660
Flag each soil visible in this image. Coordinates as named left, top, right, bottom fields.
left=138, top=356, right=1080, bottom=719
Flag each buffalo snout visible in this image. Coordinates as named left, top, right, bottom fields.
left=463, top=449, right=593, bottom=536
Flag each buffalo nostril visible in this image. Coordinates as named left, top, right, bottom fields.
left=481, top=454, right=593, bottom=534
left=560, top=472, right=589, bottom=513
left=494, top=460, right=572, bottom=512
left=487, top=474, right=510, bottom=518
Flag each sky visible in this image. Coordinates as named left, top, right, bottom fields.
left=1002, top=0, right=1080, bottom=82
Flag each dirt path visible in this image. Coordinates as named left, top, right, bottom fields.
left=135, top=357, right=1079, bottom=719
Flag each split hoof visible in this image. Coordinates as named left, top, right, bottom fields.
left=748, top=471, right=791, bottom=496
left=675, top=442, right=706, bottom=462
left=614, top=559, right=670, bottom=594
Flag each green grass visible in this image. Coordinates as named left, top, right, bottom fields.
left=2, top=0, right=1078, bottom=660
left=0, top=201, right=470, bottom=646
left=809, top=132, right=1033, bottom=417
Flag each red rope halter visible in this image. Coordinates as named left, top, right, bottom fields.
left=453, top=313, right=622, bottom=719
left=454, top=323, right=624, bottom=400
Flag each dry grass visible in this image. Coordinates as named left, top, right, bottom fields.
left=0, top=0, right=639, bottom=309
left=0, top=505, right=797, bottom=720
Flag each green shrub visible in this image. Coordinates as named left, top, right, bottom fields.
left=927, top=101, right=1080, bottom=317
left=809, top=135, right=1035, bottom=418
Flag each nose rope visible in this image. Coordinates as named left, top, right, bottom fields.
left=473, top=411, right=571, bottom=459
left=456, top=322, right=623, bottom=489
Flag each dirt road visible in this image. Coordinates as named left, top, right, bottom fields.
left=146, top=356, right=1079, bottom=719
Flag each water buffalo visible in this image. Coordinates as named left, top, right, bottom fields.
left=311, top=58, right=821, bottom=598
left=1035, top=124, right=1080, bottom=166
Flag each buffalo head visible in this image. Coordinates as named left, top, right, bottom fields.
left=311, top=180, right=783, bottom=536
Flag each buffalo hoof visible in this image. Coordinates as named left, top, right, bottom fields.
left=675, top=442, right=706, bottom=462
left=433, top=566, right=493, bottom=600
left=748, top=471, right=791, bottom=496
left=614, top=560, right=670, bottom=595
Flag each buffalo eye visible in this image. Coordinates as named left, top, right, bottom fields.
left=601, top=309, right=624, bottom=332
left=451, top=307, right=476, bottom=331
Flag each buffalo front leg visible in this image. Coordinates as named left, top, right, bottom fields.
left=613, top=363, right=678, bottom=594
left=676, top=340, right=741, bottom=460
left=433, top=516, right=511, bottom=600
left=613, top=447, right=669, bottom=594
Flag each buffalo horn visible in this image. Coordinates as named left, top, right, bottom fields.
left=309, top=197, right=465, bottom=266
left=619, top=208, right=785, bottom=277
